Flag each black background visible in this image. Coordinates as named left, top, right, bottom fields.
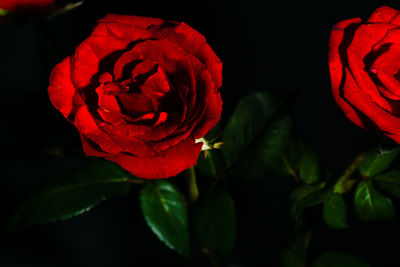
left=1, top=0, right=400, bottom=266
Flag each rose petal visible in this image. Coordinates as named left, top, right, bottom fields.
left=367, top=6, right=399, bottom=23
left=75, top=105, right=123, bottom=154
left=116, top=93, right=158, bottom=118
left=377, top=85, right=400, bottom=100
left=141, top=65, right=171, bottom=98
left=98, top=14, right=165, bottom=29
left=97, top=109, right=125, bottom=124
left=48, top=57, right=82, bottom=121
left=343, top=68, right=400, bottom=136
left=149, top=22, right=223, bottom=89
left=96, top=85, right=121, bottom=112
left=372, top=28, right=400, bottom=50
left=71, top=34, right=133, bottom=89
left=153, top=112, right=168, bottom=126
left=113, top=49, right=145, bottom=81
left=328, top=18, right=367, bottom=130
left=347, top=23, right=394, bottom=111
left=376, top=70, right=400, bottom=99
left=93, top=22, right=154, bottom=42
left=108, top=137, right=202, bottom=179
left=80, top=134, right=108, bottom=157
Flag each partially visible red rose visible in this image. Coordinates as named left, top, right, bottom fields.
left=329, top=6, right=400, bottom=144
left=48, top=15, right=223, bottom=179
left=0, top=0, right=54, bottom=13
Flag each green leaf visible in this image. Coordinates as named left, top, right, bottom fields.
left=374, top=170, right=400, bottom=198
left=299, top=146, right=320, bottom=184
left=313, top=252, right=370, bottom=267
left=194, top=182, right=236, bottom=254
left=222, top=91, right=292, bottom=180
left=354, top=180, right=395, bottom=222
left=196, top=149, right=225, bottom=178
left=7, top=160, right=132, bottom=232
left=323, top=193, right=347, bottom=229
left=359, top=146, right=399, bottom=177
left=140, top=181, right=189, bottom=256
left=290, top=183, right=331, bottom=220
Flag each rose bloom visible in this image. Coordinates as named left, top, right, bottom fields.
left=0, top=0, right=54, bottom=13
left=329, top=6, right=400, bottom=143
left=48, top=15, right=223, bottom=179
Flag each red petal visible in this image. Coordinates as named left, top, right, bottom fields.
left=113, top=50, right=157, bottom=81
left=153, top=112, right=168, bottom=126
left=376, top=70, right=400, bottom=99
left=347, top=23, right=394, bottom=111
left=92, top=21, right=154, bottom=41
left=367, top=6, right=399, bottom=23
left=96, top=85, right=121, bottom=112
left=97, top=109, right=125, bottom=124
left=149, top=22, right=223, bottom=89
left=80, top=134, right=108, bottom=157
left=116, top=93, right=158, bottom=118
left=75, top=105, right=122, bottom=154
left=72, top=15, right=157, bottom=90
left=108, top=138, right=202, bottom=179
left=48, top=57, right=81, bottom=120
left=101, top=118, right=178, bottom=142
left=372, top=28, right=400, bottom=49
left=141, top=65, right=171, bottom=98
left=328, top=18, right=367, bottom=129
left=343, top=68, right=400, bottom=136
left=390, top=13, right=400, bottom=25
left=98, top=122, right=161, bottom=157
left=71, top=36, right=129, bottom=89
left=99, top=14, right=165, bottom=29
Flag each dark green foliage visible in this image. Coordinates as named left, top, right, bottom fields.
left=354, top=180, right=395, bottom=222
left=194, top=182, right=236, bottom=253
left=222, top=91, right=292, bottom=180
left=140, top=181, right=189, bottom=256
left=323, top=193, right=347, bottom=229
left=7, top=160, right=132, bottom=232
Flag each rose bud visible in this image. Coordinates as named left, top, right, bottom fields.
left=48, top=15, right=223, bottom=179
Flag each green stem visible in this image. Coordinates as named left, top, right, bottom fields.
left=334, top=151, right=367, bottom=194
left=127, top=178, right=145, bottom=184
left=186, top=167, right=199, bottom=203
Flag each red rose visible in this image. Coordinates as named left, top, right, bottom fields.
left=329, top=6, right=400, bottom=143
left=48, top=15, right=223, bottom=179
left=0, top=0, right=54, bottom=13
